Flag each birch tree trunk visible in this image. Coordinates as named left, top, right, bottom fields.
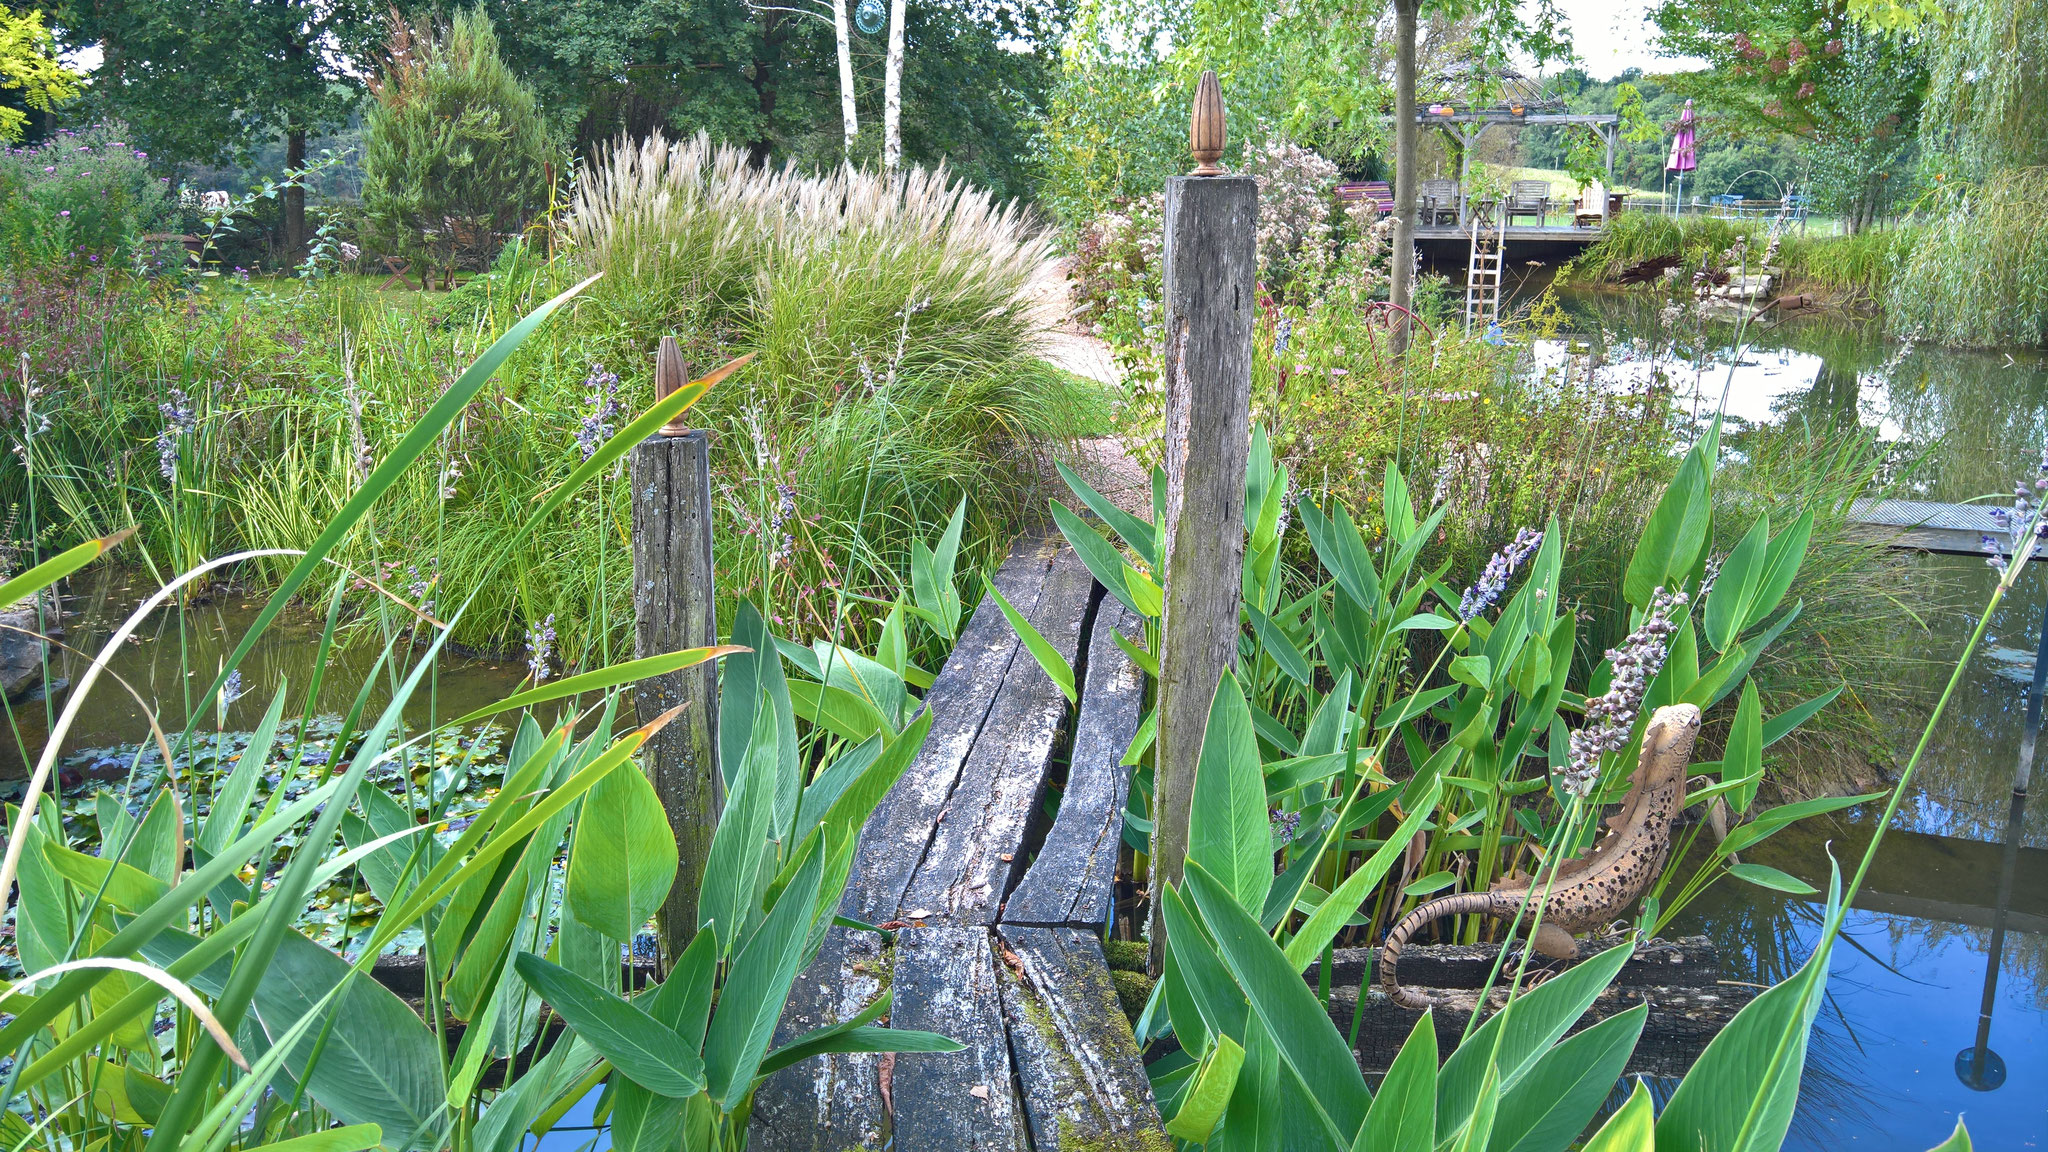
left=1389, top=0, right=1419, bottom=354
left=883, top=0, right=905, bottom=171
left=833, top=0, right=858, bottom=158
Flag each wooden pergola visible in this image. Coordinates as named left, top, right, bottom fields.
left=1418, top=110, right=1620, bottom=220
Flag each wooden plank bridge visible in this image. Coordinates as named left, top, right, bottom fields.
left=749, top=532, right=1168, bottom=1152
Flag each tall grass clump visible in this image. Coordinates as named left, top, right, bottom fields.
left=1565, top=212, right=1762, bottom=284
left=1888, top=168, right=2048, bottom=347
left=1779, top=225, right=1919, bottom=304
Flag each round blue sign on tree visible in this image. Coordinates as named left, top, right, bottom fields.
left=855, top=0, right=885, bottom=35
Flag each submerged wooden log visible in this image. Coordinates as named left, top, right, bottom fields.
left=1314, top=935, right=1753, bottom=1077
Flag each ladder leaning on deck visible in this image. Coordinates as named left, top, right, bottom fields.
left=1465, top=204, right=1503, bottom=334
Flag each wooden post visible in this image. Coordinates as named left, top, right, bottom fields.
left=631, top=335, right=721, bottom=962
left=1149, top=70, right=1255, bottom=975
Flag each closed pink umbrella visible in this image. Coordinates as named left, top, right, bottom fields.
left=1666, top=99, right=1697, bottom=214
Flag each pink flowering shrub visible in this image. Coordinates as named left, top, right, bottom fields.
left=0, top=123, right=175, bottom=272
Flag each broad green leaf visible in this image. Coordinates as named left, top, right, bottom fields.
left=1761, top=686, right=1843, bottom=749
left=1299, top=500, right=1381, bottom=614
left=643, top=928, right=719, bottom=1046
left=1654, top=862, right=1842, bottom=1152
left=1052, top=501, right=1143, bottom=617
left=44, top=839, right=167, bottom=911
left=1727, top=681, right=1765, bottom=813
left=1160, top=884, right=1249, bottom=1045
left=138, top=922, right=448, bottom=1142
left=1623, top=441, right=1711, bottom=608
left=703, top=840, right=824, bottom=1108
left=700, top=700, right=780, bottom=955
left=1056, top=460, right=1157, bottom=567
left=1705, top=515, right=1770, bottom=652
left=987, top=582, right=1076, bottom=704
left=1726, top=863, right=1818, bottom=895
left=1402, top=870, right=1457, bottom=898
left=199, top=684, right=288, bottom=857
left=787, top=680, right=895, bottom=744
left=1353, top=1011, right=1436, bottom=1152
left=446, top=647, right=739, bottom=731
left=1124, top=562, right=1165, bottom=618
left=1924, top=1119, right=1973, bottom=1152
left=609, top=1081, right=688, bottom=1152
left=1183, top=863, right=1372, bottom=1139
left=512, top=954, right=704, bottom=1099
left=1750, top=509, right=1814, bottom=628
left=244, top=1124, right=384, bottom=1152
left=1247, top=603, right=1311, bottom=684
left=567, top=762, right=680, bottom=940
left=1188, top=670, right=1272, bottom=914
left=1436, top=942, right=1634, bottom=1143
left=1717, top=791, right=1884, bottom=858
left=1299, top=671, right=1353, bottom=758
left=1683, top=601, right=1803, bottom=710
left=1488, top=1003, right=1646, bottom=1152
left=1284, top=782, right=1439, bottom=970
left=1165, top=1033, right=1244, bottom=1142
left=1580, top=1080, right=1655, bottom=1152
left=810, top=642, right=909, bottom=730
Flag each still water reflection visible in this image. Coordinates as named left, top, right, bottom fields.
left=1543, top=290, right=2047, bottom=1148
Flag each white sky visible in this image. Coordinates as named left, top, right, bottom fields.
left=1543, top=0, right=1706, bottom=79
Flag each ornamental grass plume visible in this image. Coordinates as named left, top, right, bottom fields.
left=1561, top=585, right=1688, bottom=797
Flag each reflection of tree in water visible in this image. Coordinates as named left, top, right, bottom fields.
left=1877, top=554, right=2048, bottom=848
left=1860, top=346, right=2048, bottom=503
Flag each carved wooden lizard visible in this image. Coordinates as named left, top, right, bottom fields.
left=1381, top=703, right=1702, bottom=1010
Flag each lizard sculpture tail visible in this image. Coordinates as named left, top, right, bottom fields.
left=1379, top=704, right=1702, bottom=1011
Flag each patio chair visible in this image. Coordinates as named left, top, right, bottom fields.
left=1505, top=179, right=1550, bottom=226
left=1421, top=178, right=1460, bottom=226
left=1573, top=180, right=1608, bottom=228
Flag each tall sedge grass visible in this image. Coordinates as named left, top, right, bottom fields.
left=0, top=138, right=1090, bottom=667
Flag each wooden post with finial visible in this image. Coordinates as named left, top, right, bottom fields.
left=631, top=334, right=721, bottom=962
left=1148, top=68, right=1256, bottom=976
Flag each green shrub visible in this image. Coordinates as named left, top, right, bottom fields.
left=0, top=123, right=174, bottom=271
left=361, top=6, right=551, bottom=286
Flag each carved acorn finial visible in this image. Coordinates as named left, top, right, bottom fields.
left=1189, top=70, right=1226, bottom=176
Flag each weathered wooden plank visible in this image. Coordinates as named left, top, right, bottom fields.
left=1004, top=601, right=1145, bottom=930
left=843, top=534, right=1059, bottom=923
left=903, top=547, right=1098, bottom=925
left=890, top=926, right=1027, bottom=1152
left=629, top=427, right=720, bottom=953
left=996, top=926, right=1171, bottom=1152
left=746, top=927, right=891, bottom=1151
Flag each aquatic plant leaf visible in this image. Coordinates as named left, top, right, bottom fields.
left=1727, top=680, right=1765, bottom=813
left=1165, top=1032, right=1244, bottom=1142
left=1050, top=501, right=1143, bottom=617
left=1056, top=459, right=1157, bottom=568
left=513, top=953, right=704, bottom=1099
left=987, top=581, right=1076, bottom=704
left=1487, top=1002, right=1645, bottom=1152
left=1188, top=670, right=1270, bottom=914
left=1353, top=1011, right=1436, bottom=1152
left=1725, top=863, right=1818, bottom=895
left=1247, top=603, right=1312, bottom=685
left=1435, top=942, right=1633, bottom=1143
left=0, top=527, right=131, bottom=611
left=1579, top=1080, right=1654, bottom=1152
left=239, top=1123, right=384, bottom=1152
left=1705, top=515, right=1771, bottom=652
left=1654, top=861, right=1842, bottom=1152
left=699, top=700, right=779, bottom=956
left=701, top=840, right=823, bottom=1109
left=1284, top=780, right=1438, bottom=971
left=568, top=760, right=680, bottom=942
left=1183, top=862, right=1372, bottom=1139
left=1624, top=437, right=1712, bottom=609
left=1924, top=1119, right=1973, bottom=1152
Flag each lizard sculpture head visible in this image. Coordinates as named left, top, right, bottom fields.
left=1640, top=703, right=1702, bottom=782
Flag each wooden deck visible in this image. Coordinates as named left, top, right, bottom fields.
left=748, top=533, right=1166, bottom=1152
left=1847, top=498, right=2048, bottom=561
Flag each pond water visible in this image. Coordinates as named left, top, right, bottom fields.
left=1547, top=289, right=2048, bottom=1149
left=0, top=569, right=526, bottom=782
left=8, top=293, right=2048, bottom=1147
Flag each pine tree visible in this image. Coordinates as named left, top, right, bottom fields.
left=362, top=7, right=552, bottom=288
